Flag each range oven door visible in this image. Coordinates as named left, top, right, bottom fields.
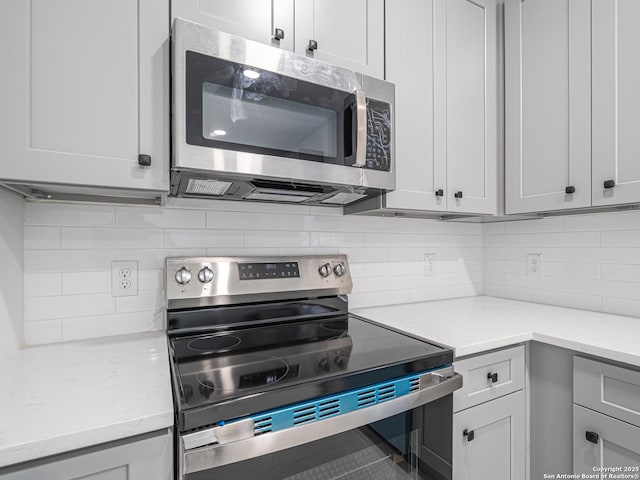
left=172, top=18, right=394, bottom=193
left=178, top=371, right=461, bottom=480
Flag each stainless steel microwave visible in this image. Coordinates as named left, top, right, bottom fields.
left=171, top=18, right=395, bottom=206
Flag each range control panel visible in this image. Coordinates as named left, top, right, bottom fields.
left=239, top=262, right=300, bottom=280
left=166, top=255, right=352, bottom=308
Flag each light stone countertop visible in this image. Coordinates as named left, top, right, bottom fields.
left=0, top=332, right=173, bottom=468
left=354, top=295, right=640, bottom=367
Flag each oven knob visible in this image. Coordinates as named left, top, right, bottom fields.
left=198, top=267, right=214, bottom=283
left=175, top=267, right=192, bottom=285
left=318, top=263, right=332, bottom=277
left=333, top=263, right=346, bottom=277
left=334, top=356, right=346, bottom=369
left=319, top=357, right=331, bottom=372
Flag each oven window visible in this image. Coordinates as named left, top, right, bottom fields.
left=185, top=51, right=357, bottom=166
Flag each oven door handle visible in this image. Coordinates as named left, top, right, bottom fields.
left=180, top=371, right=462, bottom=475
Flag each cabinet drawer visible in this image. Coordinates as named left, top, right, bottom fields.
left=574, top=356, right=640, bottom=428
left=453, top=345, right=525, bottom=412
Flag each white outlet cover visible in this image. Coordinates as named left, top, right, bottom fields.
left=424, top=254, right=436, bottom=276
left=527, top=254, right=543, bottom=277
left=111, top=261, right=138, bottom=297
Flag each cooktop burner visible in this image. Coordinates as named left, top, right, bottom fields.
left=187, top=334, right=242, bottom=353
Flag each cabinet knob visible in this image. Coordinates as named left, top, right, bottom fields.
left=565, top=186, right=576, bottom=194
left=273, top=28, right=285, bottom=41
left=138, top=154, right=151, bottom=167
left=454, top=191, right=463, bottom=199
left=603, top=180, right=616, bottom=189
left=585, top=431, right=599, bottom=444
left=307, top=39, right=318, bottom=51
left=435, top=189, right=444, bottom=197
left=487, top=372, right=498, bottom=383
left=463, top=429, right=475, bottom=442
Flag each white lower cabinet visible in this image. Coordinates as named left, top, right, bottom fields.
left=573, top=404, right=640, bottom=475
left=0, top=430, right=172, bottom=480
left=453, top=390, right=526, bottom=480
left=452, top=346, right=526, bottom=480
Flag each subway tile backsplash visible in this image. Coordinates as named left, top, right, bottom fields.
left=21, top=199, right=640, bottom=346
left=23, top=200, right=483, bottom=345
left=483, top=210, right=640, bottom=316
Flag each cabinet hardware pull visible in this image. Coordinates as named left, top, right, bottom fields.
left=565, top=186, right=575, bottom=194
left=603, top=180, right=616, bottom=189
left=273, top=28, right=285, bottom=41
left=487, top=372, right=498, bottom=383
left=138, top=154, right=152, bottom=167
left=463, top=429, right=475, bottom=442
left=307, top=39, right=318, bottom=51
left=435, top=189, right=444, bottom=197
left=454, top=191, right=463, bottom=199
left=585, top=431, right=599, bottom=444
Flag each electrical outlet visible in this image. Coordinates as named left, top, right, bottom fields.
left=527, top=254, right=543, bottom=277
left=424, top=254, right=436, bottom=276
left=111, top=261, right=138, bottom=297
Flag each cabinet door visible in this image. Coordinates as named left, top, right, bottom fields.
left=592, top=0, right=640, bottom=206
left=0, top=0, right=168, bottom=193
left=294, top=0, right=384, bottom=78
left=171, top=0, right=294, bottom=52
left=445, top=0, right=498, bottom=215
left=573, top=404, right=640, bottom=474
left=383, top=0, right=446, bottom=212
left=453, top=391, right=525, bottom=480
left=0, top=430, right=172, bottom=480
left=504, top=0, right=591, bottom=214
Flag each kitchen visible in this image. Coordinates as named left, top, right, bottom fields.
left=0, top=0, right=639, bottom=479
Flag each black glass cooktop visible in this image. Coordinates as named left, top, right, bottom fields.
left=169, top=314, right=452, bottom=432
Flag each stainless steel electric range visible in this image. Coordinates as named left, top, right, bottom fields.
left=166, top=255, right=462, bottom=480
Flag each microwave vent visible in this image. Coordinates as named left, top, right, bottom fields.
left=185, top=179, right=233, bottom=196
left=321, top=192, right=367, bottom=205
left=245, top=189, right=315, bottom=203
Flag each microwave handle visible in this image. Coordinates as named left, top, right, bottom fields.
left=353, top=90, right=367, bottom=167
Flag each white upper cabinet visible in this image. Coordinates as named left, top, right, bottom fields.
left=592, top=0, right=640, bottom=206
left=505, top=0, right=591, bottom=214
left=384, top=0, right=446, bottom=212
left=0, top=0, right=169, bottom=194
left=445, top=0, right=497, bottom=215
left=294, top=0, right=385, bottom=78
left=171, top=0, right=295, bottom=52
left=381, top=0, right=496, bottom=215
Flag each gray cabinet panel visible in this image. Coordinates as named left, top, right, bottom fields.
left=383, top=0, right=446, bottom=212
left=573, top=404, right=640, bottom=474
left=574, top=356, right=640, bottom=429
left=0, top=431, right=172, bottom=480
left=505, top=0, right=591, bottom=213
left=0, top=0, right=169, bottom=193
left=171, top=0, right=295, bottom=52
left=445, top=0, right=497, bottom=215
left=452, top=390, right=525, bottom=480
left=592, top=0, right=640, bottom=206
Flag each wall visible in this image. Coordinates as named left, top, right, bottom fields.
left=23, top=199, right=482, bottom=345
left=0, top=187, right=24, bottom=353
left=483, top=210, right=640, bottom=317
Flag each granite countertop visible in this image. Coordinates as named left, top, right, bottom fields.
left=354, top=295, right=640, bottom=367
left=0, top=332, right=174, bottom=468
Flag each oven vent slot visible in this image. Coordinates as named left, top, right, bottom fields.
left=409, top=377, right=420, bottom=392
left=240, top=368, right=446, bottom=437
left=254, top=415, right=273, bottom=435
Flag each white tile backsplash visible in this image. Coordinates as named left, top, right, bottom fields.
left=22, top=200, right=483, bottom=345
left=483, top=210, right=640, bottom=316
left=22, top=201, right=640, bottom=346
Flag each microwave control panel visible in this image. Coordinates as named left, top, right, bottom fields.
left=365, top=99, right=392, bottom=172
